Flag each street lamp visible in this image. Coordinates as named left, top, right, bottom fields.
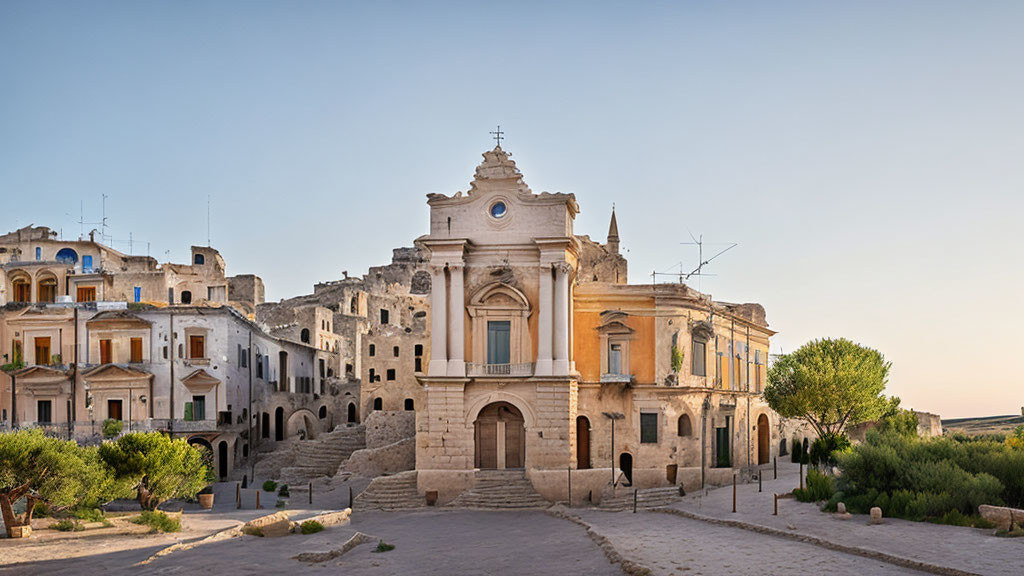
left=602, top=412, right=624, bottom=487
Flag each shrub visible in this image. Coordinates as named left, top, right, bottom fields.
left=131, top=510, right=181, bottom=533
left=374, top=540, right=395, bottom=553
left=833, top=429, right=1023, bottom=523
left=263, top=480, right=278, bottom=492
left=73, top=508, right=106, bottom=523
left=102, top=418, right=123, bottom=438
left=278, top=484, right=290, bottom=498
left=300, top=520, right=324, bottom=534
left=809, top=433, right=851, bottom=468
left=791, top=437, right=802, bottom=463
left=794, top=470, right=834, bottom=503
left=53, top=519, right=83, bottom=532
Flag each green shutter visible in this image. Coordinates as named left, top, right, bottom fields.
left=184, top=402, right=193, bottom=422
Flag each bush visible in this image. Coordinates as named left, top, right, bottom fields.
left=300, top=520, right=324, bottom=534
left=833, top=429, right=1024, bottom=523
left=791, top=437, right=802, bottom=463
left=809, top=433, right=851, bottom=468
left=73, top=508, right=106, bottom=523
left=794, top=470, right=834, bottom=503
left=263, top=480, right=278, bottom=492
left=52, top=518, right=83, bottom=532
left=374, top=540, right=395, bottom=553
left=102, top=419, right=124, bottom=438
left=131, top=510, right=181, bottom=533
left=278, top=484, right=290, bottom=497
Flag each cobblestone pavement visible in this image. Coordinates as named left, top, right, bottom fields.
left=574, top=508, right=929, bottom=575
left=666, top=460, right=1023, bottom=576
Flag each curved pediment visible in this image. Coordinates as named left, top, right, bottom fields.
left=469, top=282, right=531, bottom=312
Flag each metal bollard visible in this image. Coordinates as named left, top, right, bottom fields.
left=349, top=486, right=353, bottom=508
left=568, top=467, right=572, bottom=508
left=633, top=489, right=638, bottom=513
left=758, top=474, right=762, bottom=493
left=774, top=456, right=777, bottom=480
left=309, top=481, right=313, bottom=505
left=774, top=493, right=778, bottom=516
left=799, top=462, right=804, bottom=491
left=256, top=490, right=261, bottom=510
left=236, top=482, right=241, bottom=509
left=732, top=474, right=737, bottom=513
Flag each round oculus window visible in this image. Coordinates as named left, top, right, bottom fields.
left=490, top=201, right=508, bottom=219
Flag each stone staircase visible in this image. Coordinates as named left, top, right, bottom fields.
left=352, top=471, right=423, bottom=511
left=446, top=470, right=550, bottom=509
left=599, top=485, right=683, bottom=511
left=278, top=425, right=366, bottom=485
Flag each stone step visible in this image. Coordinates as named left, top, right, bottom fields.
left=446, top=471, right=550, bottom=510
left=353, top=472, right=423, bottom=511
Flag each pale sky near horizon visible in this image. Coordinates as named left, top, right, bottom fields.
left=1, top=1, right=1021, bottom=419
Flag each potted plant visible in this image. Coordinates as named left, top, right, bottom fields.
left=198, top=485, right=215, bottom=509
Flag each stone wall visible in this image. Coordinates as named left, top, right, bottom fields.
left=364, top=410, right=416, bottom=449
left=342, top=437, right=415, bottom=477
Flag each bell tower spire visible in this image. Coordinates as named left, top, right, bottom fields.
left=607, top=205, right=620, bottom=254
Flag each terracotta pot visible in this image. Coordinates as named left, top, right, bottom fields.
left=199, top=493, right=215, bottom=510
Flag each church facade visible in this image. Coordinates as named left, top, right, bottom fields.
left=416, top=145, right=778, bottom=504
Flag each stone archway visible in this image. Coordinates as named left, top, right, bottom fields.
left=757, top=413, right=771, bottom=465
left=474, top=402, right=525, bottom=469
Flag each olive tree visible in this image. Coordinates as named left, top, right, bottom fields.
left=765, top=338, right=895, bottom=438
left=98, top=432, right=210, bottom=510
left=0, top=430, right=106, bottom=535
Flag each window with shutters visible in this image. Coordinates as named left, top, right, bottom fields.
left=640, top=413, right=658, bottom=444
left=691, top=338, right=707, bottom=376
left=100, top=339, right=113, bottom=364
left=130, top=338, right=143, bottom=363
left=189, top=335, right=205, bottom=359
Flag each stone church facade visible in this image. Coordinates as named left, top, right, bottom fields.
left=415, top=146, right=778, bottom=504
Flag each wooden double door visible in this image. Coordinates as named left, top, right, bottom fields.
left=474, top=402, right=525, bottom=469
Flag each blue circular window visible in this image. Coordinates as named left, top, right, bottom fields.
left=490, top=201, right=507, bottom=219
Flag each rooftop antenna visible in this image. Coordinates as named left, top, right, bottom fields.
left=207, top=194, right=211, bottom=247
left=101, top=193, right=109, bottom=245
left=651, top=230, right=738, bottom=292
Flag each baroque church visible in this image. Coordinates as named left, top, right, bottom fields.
left=415, top=144, right=778, bottom=504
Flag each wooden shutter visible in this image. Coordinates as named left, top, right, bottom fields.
left=130, top=338, right=143, bottom=363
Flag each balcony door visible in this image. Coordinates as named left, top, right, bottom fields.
left=486, top=321, right=511, bottom=365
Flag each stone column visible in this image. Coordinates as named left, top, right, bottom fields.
left=553, top=262, right=571, bottom=375
left=447, top=264, right=466, bottom=377
left=428, top=266, right=448, bottom=376
left=535, top=264, right=554, bottom=376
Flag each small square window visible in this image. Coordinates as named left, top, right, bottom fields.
left=380, top=309, right=389, bottom=324
left=369, top=344, right=376, bottom=357
left=386, top=368, right=396, bottom=381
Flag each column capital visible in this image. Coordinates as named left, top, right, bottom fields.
left=553, top=261, right=574, bottom=276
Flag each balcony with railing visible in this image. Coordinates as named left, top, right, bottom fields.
left=467, top=362, right=535, bottom=377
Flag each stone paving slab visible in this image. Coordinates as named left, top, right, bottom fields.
left=669, top=461, right=1023, bottom=576
left=574, top=508, right=927, bottom=576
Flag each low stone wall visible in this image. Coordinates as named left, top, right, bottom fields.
left=342, top=437, right=415, bottom=477
left=364, top=410, right=415, bottom=449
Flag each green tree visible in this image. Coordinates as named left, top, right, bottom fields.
left=0, top=430, right=104, bottom=536
left=765, top=338, right=894, bottom=437
left=98, top=432, right=211, bottom=511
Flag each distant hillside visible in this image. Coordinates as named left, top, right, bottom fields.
left=942, top=414, right=1024, bottom=436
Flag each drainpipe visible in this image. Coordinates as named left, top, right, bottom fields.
left=169, top=310, right=175, bottom=436
left=72, top=306, right=78, bottom=439
left=700, top=394, right=710, bottom=489
left=249, top=329, right=255, bottom=480
left=10, top=373, right=16, bottom=428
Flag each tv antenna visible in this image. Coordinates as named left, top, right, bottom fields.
left=651, top=230, right=737, bottom=291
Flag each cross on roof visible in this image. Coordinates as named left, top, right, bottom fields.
left=490, top=125, right=504, bottom=148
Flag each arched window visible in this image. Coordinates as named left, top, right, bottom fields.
left=318, top=405, right=327, bottom=419
left=404, top=398, right=414, bottom=411
left=347, top=402, right=357, bottom=423
left=55, top=248, right=78, bottom=265
left=11, top=273, right=31, bottom=303
left=373, top=397, right=382, bottom=411
left=677, top=414, right=693, bottom=437
left=194, top=253, right=205, bottom=265
left=37, top=274, right=58, bottom=303
left=181, top=290, right=192, bottom=304
left=300, top=328, right=310, bottom=343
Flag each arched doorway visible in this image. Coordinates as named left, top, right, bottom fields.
left=274, top=407, right=284, bottom=441
left=474, top=402, right=525, bottom=469
left=347, top=402, right=357, bottom=423
left=619, top=452, right=633, bottom=486
left=218, top=441, right=229, bottom=480
left=757, top=414, right=771, bottom=465
left=576, top=416, right=591, bottom=469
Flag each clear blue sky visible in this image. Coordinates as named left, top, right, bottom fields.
left=2, top=1, right=1022, bottom=418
